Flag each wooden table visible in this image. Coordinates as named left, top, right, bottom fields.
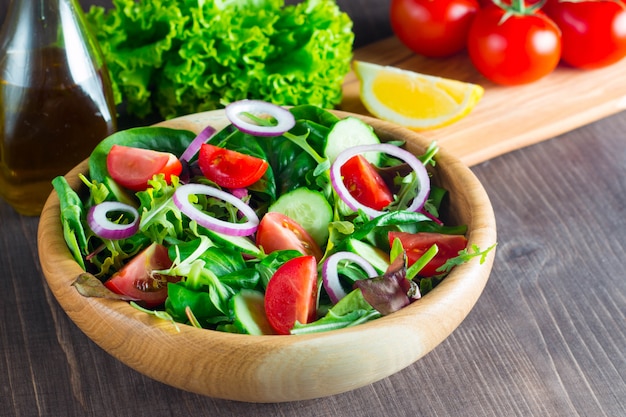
left=2, top=100, right=625, bottom=417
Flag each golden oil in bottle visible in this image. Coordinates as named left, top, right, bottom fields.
left=0, top=0, right=117, bottom=216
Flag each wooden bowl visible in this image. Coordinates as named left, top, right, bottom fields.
left=37, top=110, right=497, bottom=403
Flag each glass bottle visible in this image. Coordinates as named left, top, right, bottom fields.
left=0, top=0, right=117, bottom=216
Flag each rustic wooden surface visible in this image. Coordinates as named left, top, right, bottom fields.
left=340, top=36, right=626, bottom=166
left=2, top=108, right=625, bottom=416
left=2, top=0, right=626, bottom=415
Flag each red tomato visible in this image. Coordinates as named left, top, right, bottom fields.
left=390, top=0, right=479, bottom=58
left=255, top=212, right=323, bottom=261
left=340, top=155, right=394, bottom=211
left=543, top=0, right=626, bottom=70
left=467, top=4, right=562, bottom=85
left=198, top=143, right=268, bottom=188
left=264, top=255, right=318, bottom=335
left=107, top=144, right=182, bottom=191
left=389, top=231, right=468, bottom=276
left=104, top=242, right=178, bottom=308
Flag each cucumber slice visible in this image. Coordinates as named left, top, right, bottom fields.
left=104, top=176, right=136, bottom=207
left=324, top=116, right=381, bottom=165
left=203, top=228, right=263, bottom=258
left=268, top=187, right=333, bottom=247
left=345, top=238, right=389, bottom=274
left=230, top=289, right=275, bottom=335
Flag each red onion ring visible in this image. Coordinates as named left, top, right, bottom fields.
left=322, top=251, right=379, bottom=304
left=330, top=143, right=431, bottom=219
left=179, top=124, right=217, bottom=162
left=87, top=201, right=140, bottom=240
left=229, top=187, right=249, bottom=200
left=225, top=100, right=295, bottom=137
left=172, top=184, right=259, bottom=237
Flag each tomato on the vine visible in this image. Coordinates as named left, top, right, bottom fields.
left=390, top=0, right=479, bottom=58
left=543, top=0, right=626, bottom=70
left=467, top=2, right=562, bottom=85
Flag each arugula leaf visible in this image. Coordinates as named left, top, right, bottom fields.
left=437, top=243, right=497, bottom=274
left=290, top=104, right=341, bottom=128
left=291, top=289, right=381, bottom=335
left=165, top=282, right=227, bottom=325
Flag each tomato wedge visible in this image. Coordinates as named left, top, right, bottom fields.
left=256, top=212, right=323, bottom=261
left=198, top=143, right=269, bottom=188
left=104, top=242, right=179, bottom=307
left=340, top=155, right=393, bottom=211
left=264, top=255, right=318, bottom=335
left=106, top=144, right=182, bottom=191
left=389, top=231, right=467, bottom=277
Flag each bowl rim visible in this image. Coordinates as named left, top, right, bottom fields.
left=37, top=109, right=497, bottom=403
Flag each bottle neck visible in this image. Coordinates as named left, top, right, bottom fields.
left=1, top=0, right=87, bottom=52
left=0, top=0, right=108, bottom=86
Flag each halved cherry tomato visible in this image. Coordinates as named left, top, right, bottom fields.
left=264, top=255, right=318, bottom=335
left=389, top=231, right=467, bottom=276
left=104, top=242, right=179, bottom=307
left=255, top=212, right=323, bottom=261
left=198, top=143, right=268, bottom=188
left=106, top=144, right=182, bottom=191
left=340, top=155, right=394, bottom=211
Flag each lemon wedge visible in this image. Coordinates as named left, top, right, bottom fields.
left=353, top=61, right=484, bottom=131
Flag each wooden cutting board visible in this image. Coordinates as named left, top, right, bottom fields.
left=339, top=36, right=626, bottom=167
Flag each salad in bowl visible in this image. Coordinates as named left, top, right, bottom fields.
left=52, top=100, right=493, bottom=336
left=39, top=101, right=496, bottom=401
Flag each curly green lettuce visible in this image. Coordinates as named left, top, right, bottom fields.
left=86, top=0, right=354, bottom=120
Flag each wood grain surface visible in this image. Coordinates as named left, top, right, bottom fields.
left=340, top=37, right=626, bottom=166
left=2, top=110, right=624, bottom=416
left=2, top=0, right=626, bottom=414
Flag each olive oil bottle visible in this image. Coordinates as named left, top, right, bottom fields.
left=0, top=0, right=117, bottom=216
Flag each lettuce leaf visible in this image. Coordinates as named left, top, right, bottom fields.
left=86, top=0, right=354, bottom=120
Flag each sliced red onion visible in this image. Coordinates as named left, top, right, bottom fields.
left=172, top=183, right=259, bottom=237
left=87, top=201, right=140, bottom=240
left=322, top=251, right=378, bottom=304
left=179, top=124, right=217, bottom=162
left=420, top=208, right=444, bottom=226
left=225, top=100, right=295, bottom=137
left=330, top=143, right=431, bottom=219
left=229, top=187, right=249, bottom=200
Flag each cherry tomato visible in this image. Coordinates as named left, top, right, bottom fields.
left=389, top=231, right=467, bottom=276
left=198, top=143, right=268, bottom=189
left=340, top=155, right=394, bottom=211
left=390, top=0, right=479, bottom=57
left=255, top=212, right=323, bottom=261
left=106, top=144, right=182, bottom=191
left=543, top=0, right=626, bottom=70
left=467, top=4, right=562, bottom=85
left=104, top=243, right=178, bottom=307
left=264, top=255, right=318, bottom=335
